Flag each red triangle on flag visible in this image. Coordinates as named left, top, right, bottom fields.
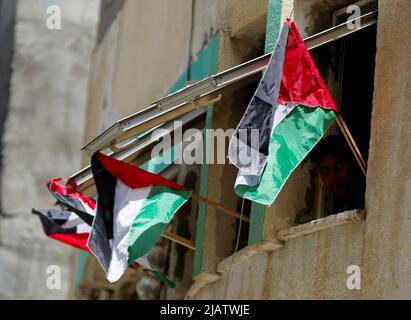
left=278, top=19, right=339, bottom=112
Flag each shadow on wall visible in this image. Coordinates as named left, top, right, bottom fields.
left=0, top=0, right=16, bottom=214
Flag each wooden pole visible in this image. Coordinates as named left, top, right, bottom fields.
left=161, top=231, right=196, bottom=251
left=336, top=114, right=367, bottom=176
left=191, top=192, right=250, bottom=223
left=160, top=192, right=250, bottom=250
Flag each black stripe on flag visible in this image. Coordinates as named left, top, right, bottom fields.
left=32, top=208, right=78, bottom=235
left=87, top=152, right=117, bottom=273
left=228, top=23, right=290, bottom=176
left=47, top=184, right=94, bottom=226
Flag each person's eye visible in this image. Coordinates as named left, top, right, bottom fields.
left=334, top=161, right=344, bottom=170
left=320, top=168, right=328, bottom=175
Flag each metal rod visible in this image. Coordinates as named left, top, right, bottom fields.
left=191, top=192, right=250, bottom=223
left=336, top=114, right=367, bottom=176
left=161, top=231, right=196, bottom=251
left=70, top=108, right=207, bottom=189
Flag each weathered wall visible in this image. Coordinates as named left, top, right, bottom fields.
left=293, top=0, right=349, bottom=37
left=360, top=0, right=411, bottom=299
left=195, top=0, right=268, bottom=278
left=83, top=0, right=192, bottom=147
left=0, top=0, right=16, bottom=182
left=194, top=222, right=364, bottom=299
left=0, top=0, right=99, bottom=299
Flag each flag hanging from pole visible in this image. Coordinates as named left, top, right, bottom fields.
left=47, top=178, right=95, bottom=226
left=32, top=206, right=176, bottom=287
left=228, top=18, right=290, bottom=177
left=230, top=19, right=339, bottom=206
left=32, top=207, right=92, bottom=252
left=36, top=178, right=176, bottom=287
left=32, top=178, right=97, bottom=251
left=88, top=152, right=192, bottom=283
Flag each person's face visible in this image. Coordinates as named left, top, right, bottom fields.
left=317, top=153, right=351, bottom=197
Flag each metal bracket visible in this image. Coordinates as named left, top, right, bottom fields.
left=189, top=94, right=222, bottom=109
left=156, top=78, right=217, bottom=110
left=109, top=142, right=121, bottom=153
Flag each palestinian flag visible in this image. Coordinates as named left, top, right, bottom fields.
left=36, top=179, right=176, bottom=287
left=232, top=19, right=338, bottom=205
left=32, top=179, right=97, bottom=250
left=88, top=152, right=192, bottom=283
left=32, top=207, right=175, bottom=287
left=32, top=207, right=92, bottom=252
left=228, top=17, right=289, bottom=176
left=47, top=178, right=95, bottom=226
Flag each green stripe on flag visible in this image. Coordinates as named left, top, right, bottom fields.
left=127, top=186, right=192, bottom=263
left=151, top=270, right=177, bottom=288
left=236, top=105, right=336, bottom=205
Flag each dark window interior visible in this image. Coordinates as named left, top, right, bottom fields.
left=338, top=24, right=377, bottom=162
left=321, top=23, right=377, bottom=217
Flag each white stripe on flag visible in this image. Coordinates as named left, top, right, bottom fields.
left=234, top=103, right=297, bottom=188
left=78, top=197, right=96, bottom=217
left=107, top=180, right=152, bottom=283
left=61, top=216, right=84, bottom=229
left=271, top=103, right=296, bottom=133
left=76, top=222, right=92, bottom=233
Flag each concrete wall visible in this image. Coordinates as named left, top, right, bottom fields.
left=0, top=0, right=16, bottom=181
left=361, top=0, right=411, bottom=299
left=0, top=0, right=99, bottom=299
left=194, top=221, right=364, bottom=299
left=83, top=0, right=192, bottom=147
left=192, top=0, right=268, bottom=279
left=293, top=0, right=349, bottom=37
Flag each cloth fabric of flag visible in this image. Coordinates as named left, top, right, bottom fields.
left=32, top=178, right=97, bottom=251
left=36, top=178, right=176, bottom=287
left=88, top=152, right=192, bottom=283
left=32, top=206, right=175, bottom=287
left=228, top=18, right=290, bottom=176
left=47, top=178, right=95, bottom=226
left=32, top=207, right=92, bottom=252
left=232, top=19, right=339, bottom=206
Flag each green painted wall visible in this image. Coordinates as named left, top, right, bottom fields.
left=74, top=251, right=88, bottom=288
left=140, top=142, right=182, bottom=174
left=166, top=70, right=189, bottom=95
left=248, top=202, right=266, bottom=244
left=191, top=33, right=220, bottom=278
left=265, top=0, right=283, bottom=54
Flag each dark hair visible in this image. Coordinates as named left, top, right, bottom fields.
left=310, top=135, right=353, bottom=164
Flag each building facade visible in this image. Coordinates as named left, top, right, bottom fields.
left=9, top=0, right=407, bottom=300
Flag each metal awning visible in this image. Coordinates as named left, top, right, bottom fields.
left=82, top=10, right=377, bottom=154
left=70, top=108, right=206, bottom=195
left=71, top=9, right=378, bottom=192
